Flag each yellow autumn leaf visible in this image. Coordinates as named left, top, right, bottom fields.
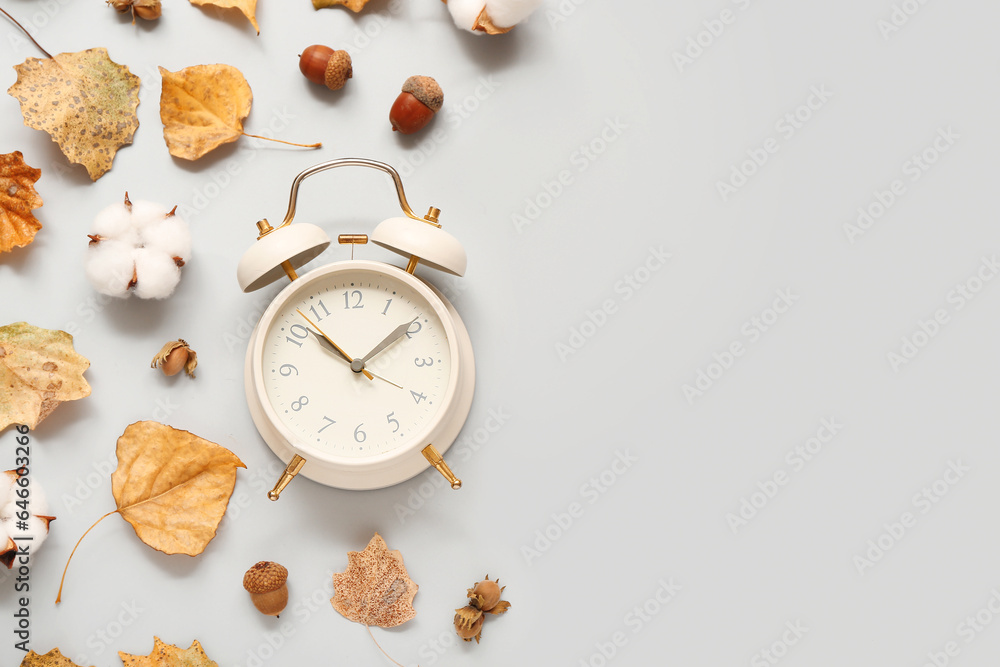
left=189, top=0, right=258, bottom=34
left=7, top=48, right=140, bottom=181
left=0, top=322, right=91, bottom=431
left=0, top=151, right=43, bottom=254
left=159, top=64, right=320, bottom=160
left=21, top=648, right=92, bottom=667
left=119, top=637, right=218, bottom=667
left=158, top=64, right=252, bottom=161
left=313, top=0, right=371, bottom=11
left=57, top=421, right=245, bottom=602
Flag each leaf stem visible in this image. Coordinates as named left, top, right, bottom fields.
left=0, top=6, right=53, bottom=59
left=366, top=625, right=409, bottom=667
left=241, top=132, right=322, bottom=149
left=55, top=509, right=117, bottom=603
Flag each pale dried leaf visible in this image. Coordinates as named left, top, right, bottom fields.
left=21, top=648, right=92, bottom=667
left=113, top=421, right=245, bottom=555
left=0, top=322, right=91, bottom=431
left=313, top=0, right=370, bottom=10
left=158, top=64, right=252, bottom=161
left=189, top=0, right=258, bottom=33
left=119, top=637, right=218, bottom=667
left=0, top=152, right=42, bottom=253
left=7, top=49, right=140, bottom=181
left=331, top=533, right=418, bottom=628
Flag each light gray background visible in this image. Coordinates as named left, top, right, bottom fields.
left=2, top=1, right=999, bottom=665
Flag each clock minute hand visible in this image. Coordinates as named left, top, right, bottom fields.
left=309, top=331, right=404, bottom=389
left=360, top=317, right=418, bottom=365
left=296, top=309, right=374, bottom=381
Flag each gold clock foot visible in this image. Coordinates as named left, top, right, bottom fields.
left=268, top=454, right=306, bottom=501
left=422, top=444, right=462, bottom=490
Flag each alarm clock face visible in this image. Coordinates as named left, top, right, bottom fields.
left=251, top=261, right=459, bottom=465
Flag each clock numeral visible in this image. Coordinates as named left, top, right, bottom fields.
left=343, top=290, right=364, bottom=309
left=404, top=319, right=422, bottom=339
left=381, top=299, right=392, bottom=315
left=386, top=412, right=400, bottom=433
left=285, top=323, right=309, bottom=347
left=414, top=357, right=434, bottom=367
left=410, top=390, right=427, bottom=404
left=279, top=364, right=298, bottom=376
left=354, top=423, right=367, bottom=442
left=291, top=395, right=309, bottom=411
left=309, top=300, right=331, bottom=322
left=318, top=416, right=336, bottom=433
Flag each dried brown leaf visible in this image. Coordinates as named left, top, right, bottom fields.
left=0, top=152, right=42, bottom=253
left=57, top=421, right=245, bottom=602
left=313, top=0, right=370, bottom=11
left=7, top=48, right=140, bottom=181
left=0, top=322, right=91, bottom=431
left=158, top=64, right=252, bottom=161
left=21, top=648, right=92, bottom=667
left=331, top=533, right=418, bottom=628
left=119, top=637, right=218, bottom=667
left=189, top=0, right=258, bottom=33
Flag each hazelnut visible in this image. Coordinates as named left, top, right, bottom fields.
left=151, top=339, right=197, bottom=378
left=454, top=605, right=484, bottom=643
left=299, top=45, right=353, bottom=91
left=389, top=75, right=443, bottom=134
left=468, top=576, right=504, bottom=612
left=132, top=0, right=161, bottom=20
left=243, top=561, right=289, bottom=617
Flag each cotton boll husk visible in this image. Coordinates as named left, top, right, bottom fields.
left=447, top=0, right=485, bottom=31
left=141, top=215, right=191, bottom=260
left=132, top=247, right=181, bottom=299
left=485, top=0, right=542, bottom=27
left=86, top=239, right=136, bottom=297
left=92, top=201, right=139, bottom=246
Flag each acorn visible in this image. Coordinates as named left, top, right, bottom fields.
left=243, top=561, right=289, bottom=617
left=107, top=0, right=161, bottom=22
left=298, top=45, right=353, bottom=91
left=389, top=75, right=443, bottom=134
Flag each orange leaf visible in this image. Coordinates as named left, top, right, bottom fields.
left=331, top=533, right=418, bottom=628
left=119, top=637, right=218, bottom=667
left=189, top=0, right=259, bottom=34
left=0, top=151, right=42, bottom=253
left=0, top=322, right=91, bottom=431
left=57, top=421, right=245, bottom=602
left=158, top=64, right=252, bottom=161
left=7, top=48, right=140, bottom=181
left=21, top=648, right=92, bottom=667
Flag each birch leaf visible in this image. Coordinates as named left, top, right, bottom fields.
left=158, top=64, right=252, bottom=161
left=0, top=152, right=43, bottom=253
left=0, top=322, right=91, bottom=431
left=7, top=48, right=140, bottom=181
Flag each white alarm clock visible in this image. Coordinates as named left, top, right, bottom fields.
left=237, top=158, right=474, bottom=499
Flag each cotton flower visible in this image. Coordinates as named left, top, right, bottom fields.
left=445, top=0, right=542, bottom=34
left=85, top=192, right=191, bottom=299
left=0, top=470, right=54, bottom=568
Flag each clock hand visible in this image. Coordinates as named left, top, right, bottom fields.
left=308, top=330, right=403, bottom=388
left=296, top=309, right=375, bottom=381
left=360, top=317, right=419, bottom=365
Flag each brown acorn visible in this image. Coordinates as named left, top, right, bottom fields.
left=299, top=45, right=353, bottom=91
left=389, top=76, right=443, bottom=134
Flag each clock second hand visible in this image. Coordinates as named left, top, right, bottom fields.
left=296, top=309, right=375, bottom=381
left=306, top=329, right=403, bottom=388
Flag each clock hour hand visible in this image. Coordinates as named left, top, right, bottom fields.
left=360, top=317, right=419, bottom=366
left=308, top=330, right=403, bottom=388
left=296, top=309, right=374, bottom=381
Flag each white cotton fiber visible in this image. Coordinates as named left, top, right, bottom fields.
left=0, top=472, right=14, bottom=508
left=484, top=0, right=542, bottom=27
left=85, top=194, right=191, bottom=300
left=447, top=0, right=485, bottom=31
left=0, top=475, right=52, bottom=557
left=86, top=239, right=136, bottom=297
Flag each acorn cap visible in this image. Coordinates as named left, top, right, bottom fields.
left=401, top=75, right=443, bottom=112
left=325, top=50, right=353, bottom=90
left=243, top=561, right=288, bottom=593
